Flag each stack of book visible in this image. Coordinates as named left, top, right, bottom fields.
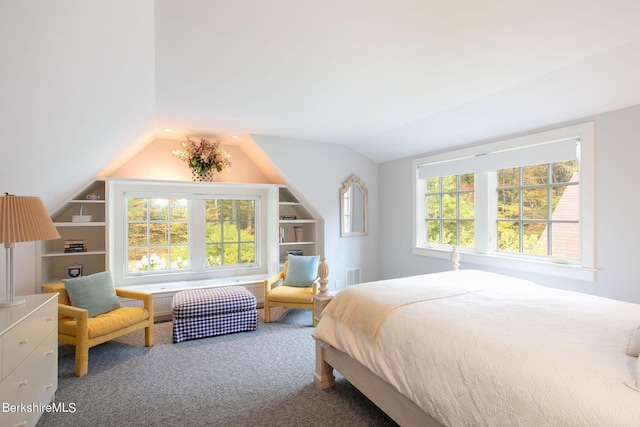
left=64, top=240, right=87, bottom=253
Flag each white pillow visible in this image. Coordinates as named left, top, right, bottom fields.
left=627, top=326, right=640, bottom=357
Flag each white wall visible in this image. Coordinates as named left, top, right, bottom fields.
left=107, top=138, right=274, bottom=184
left=3, top=1, right=637, bottom=305
left=379, top=103, right=640, bottom=303
left=253, top=135, right=379, bottom=290
left=0, top=0, right=156, bottom=299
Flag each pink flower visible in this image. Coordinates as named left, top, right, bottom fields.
left=172, top=137, right=232, bottom=174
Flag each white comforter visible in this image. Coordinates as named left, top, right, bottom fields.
left=312, top=270, right=640, bottom=426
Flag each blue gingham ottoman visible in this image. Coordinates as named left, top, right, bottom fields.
left=172, top=286, right=258, bottom=343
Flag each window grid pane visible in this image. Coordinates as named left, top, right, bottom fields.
left=496, top=162, right=579, bottom=259
left=206, top=199, right=256, bottom=267
left=424, top=175, right=475, bottom=248
left=126, top=197, right=189, bottom=272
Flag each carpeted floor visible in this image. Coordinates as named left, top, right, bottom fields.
left=37, top=308, right=398, bottom=427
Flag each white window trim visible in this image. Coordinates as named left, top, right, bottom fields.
left=109, top=180, right=279, bottom=287
left=411, top=122, right=596, bottom=281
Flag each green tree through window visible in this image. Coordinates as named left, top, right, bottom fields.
left=205, top=199, right=256, bottom=266
left=127, top=197, right=189, bottom=272
left=497, top=160, right=579, bottom=258
left=425, top=174, right=475, bottom=248
left=126, top=196, right=257, bottom=274
left=424, top=160, right=579, bottom=260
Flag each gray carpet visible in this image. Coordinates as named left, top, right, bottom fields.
left=37, top=309, right=398, bottom=427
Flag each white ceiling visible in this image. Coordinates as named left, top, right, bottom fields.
left=154, top=0, right=640, bottom=163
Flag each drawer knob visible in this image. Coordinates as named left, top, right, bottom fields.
left=46, top=316, right=55, bottom=322
left=46, top=350, right=54, bottom=356
left=18, top=379, right=28, bottom=387
left=19, top=338, right=28, bottom=345
left=17, top=422, right=27, bottom=427
left=45, top=383, right=54, bottom=389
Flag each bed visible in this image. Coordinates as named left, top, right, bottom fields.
left=312, top=268, right=640, bottom=426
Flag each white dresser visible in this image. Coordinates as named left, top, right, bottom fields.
left=0, top=294, right=58, bottom=427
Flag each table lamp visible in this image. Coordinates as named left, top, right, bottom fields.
left=0, top=193, right=60, bottom=307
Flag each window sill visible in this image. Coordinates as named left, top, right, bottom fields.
left=116, top=265, right=267, bottom=288
left=117, top=273, right=270, bottom=293
left=412, top=247, right=596, bottom=282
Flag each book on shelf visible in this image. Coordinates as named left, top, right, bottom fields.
left=64, top=239, right=87, bottom=253
left=65, top=247, right=87, bottom=253
left=64, top=239, right=85, bottom=244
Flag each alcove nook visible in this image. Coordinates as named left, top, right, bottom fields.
left=36, top=136, right=323, bottom=320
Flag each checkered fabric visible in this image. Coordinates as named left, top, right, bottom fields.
left=173, top=287, right=256, bottom=318
left=172, top=286, right=258, bottom=343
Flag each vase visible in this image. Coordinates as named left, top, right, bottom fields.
left=192, top=169, right=214, bottom=182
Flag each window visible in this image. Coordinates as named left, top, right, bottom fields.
left=425, top=174, right=475, bottom=248
left=496, top=161, right=579, bottom=258
left=125, top=197, right=257, bottom=274
left=413, top=123, right=595, bottom=281
left=127, top=197, right=189, bottom=272
left=111, top=181, right=274, bottom=286
left=204, top=199, right=256, bottom=267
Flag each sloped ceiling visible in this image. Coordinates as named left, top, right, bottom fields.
left=0, top=1, right=156, bottom=208
left=3, top=0, right=640, bottom=211
left=154, top=0, right=640, bottom=162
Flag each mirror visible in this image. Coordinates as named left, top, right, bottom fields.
left=340, top=174, right=368, bottom=237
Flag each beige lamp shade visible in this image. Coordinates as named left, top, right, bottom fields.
left=0, top=194, right=60, bottom=243
left=1, top=194, right=60, bottom=307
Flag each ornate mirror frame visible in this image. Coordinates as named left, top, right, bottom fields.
left=340, top=174, right=368, bottom=237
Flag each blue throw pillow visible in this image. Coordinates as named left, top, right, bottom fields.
left=63, top=271, right=122, bottom=317
left=283, top=255, right=320, bottom=287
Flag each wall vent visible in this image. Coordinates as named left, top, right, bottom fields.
left=346, top=268, right=361, bottom=286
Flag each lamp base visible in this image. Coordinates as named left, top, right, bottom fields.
left=0, top=298, right=26, bottom=308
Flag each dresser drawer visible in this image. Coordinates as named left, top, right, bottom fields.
left=1, top=408, right=38, bottom=427
left=33, top=330, right=58, bottom=406
left=0, top=330, right=58, bottom=427
left=2, top=299, right=56, bottom=379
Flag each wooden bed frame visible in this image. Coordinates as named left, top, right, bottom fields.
left=314, top=338, right=442, bottom=426
left=311, top=252, right=462, bottom=426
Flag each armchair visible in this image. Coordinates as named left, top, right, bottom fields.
left=42, top=282, right=154, bottom=377
left=264, top=255, right=327, bottom=326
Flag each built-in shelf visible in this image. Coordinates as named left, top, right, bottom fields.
left=36, top=179, right=108, bottom=287
left=278, top=186, right=319, bottom=265
left=36, top=181, right=320, bottom=287
left=52, top=222, right=107, bottom=227
left=41, top=250, right=107, bottom=258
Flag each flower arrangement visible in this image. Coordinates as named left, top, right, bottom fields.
left=172, top=137, right=232, bottom=175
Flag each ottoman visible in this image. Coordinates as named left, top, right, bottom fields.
left=172, top=286, right=258, bottom=343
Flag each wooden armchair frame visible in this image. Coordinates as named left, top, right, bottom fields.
left=264, top=269, right=319, bottom=324
left=43, top=283, right=154, bottom=377
left=263, top=256, right=329, bottom=326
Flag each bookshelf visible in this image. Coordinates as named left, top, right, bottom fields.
left=36, top=179, right=107, bottom=286
left=278, top=186, right=319, bottom=266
